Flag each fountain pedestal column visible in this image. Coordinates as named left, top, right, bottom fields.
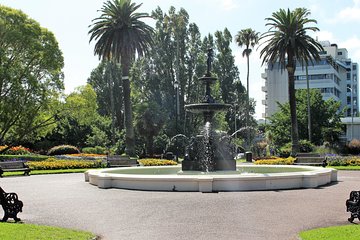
left=182, top=49, right=236, bottom=172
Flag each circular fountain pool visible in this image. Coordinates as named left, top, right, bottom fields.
left=85, top=165, right=337, bottom=192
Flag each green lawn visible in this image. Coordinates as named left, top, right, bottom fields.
left=330, top=166, right=360, bottom=170
left=2, top=168, right=91, bottom=177
left=0, top=223, right=96, bottom=240
left=299, top=225, right=360, bottom=240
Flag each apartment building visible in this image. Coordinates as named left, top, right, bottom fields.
left=261, top=41, right=359, bottom=120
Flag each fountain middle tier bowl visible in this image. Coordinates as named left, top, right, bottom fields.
left=85, top=165, right=337, bottom=192
left=185, top=103, right=231, bottom=114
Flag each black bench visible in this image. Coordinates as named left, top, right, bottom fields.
left=294, top=153, right=327, bottom=167
left=346, top=190, right=360, bottom=222
left=106, top=155, right=138, bottom=167
left=0, top=187, right=23, bottom=222
left=0, top=161, right=31, bottom=177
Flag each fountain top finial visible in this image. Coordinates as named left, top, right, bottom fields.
left=206, top=48, right=214, bottom=77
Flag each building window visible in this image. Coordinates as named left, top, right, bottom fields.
left=347, top=84, right=351, bottom=92
left=347, top=108, right=351, bottom=117
left=347, top=73, right=351, bottom=80
left=347, top=96, right=351, bottom=104
left=338, top=52, right=343, bottom=55
left=353, top=65, right=357, bottom=70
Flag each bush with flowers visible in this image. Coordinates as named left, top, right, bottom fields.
left=0, top=145, right=31, bottom=155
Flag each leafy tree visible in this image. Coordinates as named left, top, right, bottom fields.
left=267, top=89, right=343, bottom=147
left=0, top=6, right=64, bottom=149
left=54, top=85, right=101, bottom=148
left=260, top=8, right=323, bottom=155
left=89, top=0, right=154, bottom=156
left=235, top=28, right=259, bottom=148
left=135, top=102, right=166, bottom=156
left=87, top=61, right=123, bottom=144
left=41, top=84, right=112, bottom=149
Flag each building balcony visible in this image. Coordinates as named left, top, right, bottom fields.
left=261, top=86, right=267, bottom=92
left=261, top=72, right=267, bottom=79
left=262, top=99, right=267, bottom=106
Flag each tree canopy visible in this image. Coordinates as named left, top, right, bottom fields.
left=0, top=5, right=64, bottom=146
left=267, top=89, right=343, bottom=147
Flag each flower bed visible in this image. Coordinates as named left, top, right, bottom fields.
left=27, top=158, right=102, bottom=170
left=326, top=155, right=360, bottom=166
left=138, top=159, right=177, bottom=166
left=254, top=157, right=295, bottom=165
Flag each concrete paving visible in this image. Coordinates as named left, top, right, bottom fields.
left=1, top=170, right=359, bottom=240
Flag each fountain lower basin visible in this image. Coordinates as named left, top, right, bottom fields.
left=85, top=165, right=337, bottom=192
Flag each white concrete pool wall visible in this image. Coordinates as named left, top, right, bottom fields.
left=84, top=165, right=337, bottom=193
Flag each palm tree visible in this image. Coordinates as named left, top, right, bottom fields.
left=235, top=28, right=259, bottom=149
left=89, top=0, right=154, bottom=156
left=259, top=8, right=323, bottom=155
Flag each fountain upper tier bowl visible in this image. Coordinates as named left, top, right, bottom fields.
left=85, top=165, right=337, bottom=192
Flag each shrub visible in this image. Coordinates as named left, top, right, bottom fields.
left=82, top=146, right=108, bottom=155
left=27, top=158, right=101, bottom=170
left=47, top=145, right=80, bottom=156
left=0, top=145, right=31, bottom=155
left=299, top=140, right=314, bottom=153
left=138, top=159, right=177, bottom=166
left=0, top=155, right=48, bottom=161
left=278, top=145, right=291, bottom=158
left=347, top=139, right=360, bottom=155
left=254, top=157, right=295, bottom=165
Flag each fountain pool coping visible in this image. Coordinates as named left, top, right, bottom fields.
left=85, top=165, right=337, bottom=192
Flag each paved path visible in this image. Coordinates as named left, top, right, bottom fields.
left=1, top=171, right=359, bottom=240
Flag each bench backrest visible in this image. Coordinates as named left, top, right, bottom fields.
left=0, top=161, right=27, bottom=169
left=295, top=155, right=325, bottom=163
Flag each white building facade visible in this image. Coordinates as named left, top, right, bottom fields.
left=262, top=41, right=359, bottom=124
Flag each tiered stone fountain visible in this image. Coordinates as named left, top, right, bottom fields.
left=182, top=49, right=236, bottom=172
left=85, top=49, right=337, bottom=192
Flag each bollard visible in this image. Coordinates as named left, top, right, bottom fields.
left=245, top=151, right=252, bottom=162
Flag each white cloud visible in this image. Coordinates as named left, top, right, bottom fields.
left=315, top=30, right=338, bottom=43
left=340, top=36, right=360, bottom=60
left=331, top=0, right=360, bottom=23
left=218, top=0, right=238, bottom=11
left=341, top=36, right=360, bottom=49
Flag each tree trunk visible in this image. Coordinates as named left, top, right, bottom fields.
left=246, top=53, right=250, bottom=150
left=286, top=63, right=299, bottom=155
left=146, top=135, right=154, bottom=157
left=121, top=56, right=136, bottom=157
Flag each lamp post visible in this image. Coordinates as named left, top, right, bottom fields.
left=348, top=86, right=354, bottom=141
left=174, top=80, right=179, bottom=133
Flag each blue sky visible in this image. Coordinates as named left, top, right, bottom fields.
left=2, top=0, right=360, bottom=119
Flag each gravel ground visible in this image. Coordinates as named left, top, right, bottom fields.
left=1, top=170, right=359, bottom=240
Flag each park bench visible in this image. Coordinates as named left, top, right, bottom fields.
left=0, top=187, right=23, bottom=222
left=346, top=190, right=360, bottom=222
left=0, top=161, right=31, bottom=177
left=106, top=155, right=138, bottom=167
left=294, top=153, right=327, bottom=167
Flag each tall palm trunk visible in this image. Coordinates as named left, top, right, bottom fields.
left=121, top=56, right=136, bottom=157
left=286, top=55, right=299, bottom=155
left=246, top=53, right=250, bottom=149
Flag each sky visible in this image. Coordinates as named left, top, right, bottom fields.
left=2, top=0, right=360, bottom=119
